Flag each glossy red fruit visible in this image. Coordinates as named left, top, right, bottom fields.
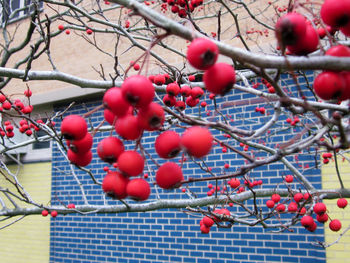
left=102, top=171, right=129, bottom=199
left=166, top=82, right=180, bottom=96
left=175, top=100, right=186, bottom=111
left=51, top=210, right=58, bottom=218
left=185, top=96, right=199, bottom=107
left=155, top=131, right=182, bottom=159
left=42, top=210, right=49, bottom=216
left=307, top=221, right=317, bottom=232
left=190, top=86, right=204, bottom=99
left=276, top=203, right=285, bottom=212
left=337, top=198, right=348, bottom=208
left=301, top=215, right=314, bottom=227
left=202, top=216, right=214, bottom=227
left=104, top=109, right=116, bottom=125
left=67, top=132, right=93, bottom=154
left=329, top=219, right=342, bottom=232
left=321, top=0, right=350, bottom=28
left=103, top=87, right=130, bottom=117
left=187, top=38, right=219, bottom=70
left=325, top=45, right=350, bottom=57
left=126, top=178, right=151, bottom=201
left=181, top=126, right=213, bottom=158
left=163, top=94, right=177, bottom=107
left=118, top=151, right=144, bottom=177
left=288, top=202, right=298, bottom=213
left=137, top=102, right=165, bottom=131
left=115, top=114, right=143, bottom=140
left=213, top=208, right=230, bottom=222
left=316, top=213, right=329, bottom=223
left=86, top=28, right=93, bottom=35
left=154, top=74, right=166, bottom=85
left=58, top=24, right=64, bottom=31
left=229, top=178, right=240, bottom=188
left=67, top=203, right=76, bottom=209
left=313, top=71, right=345, bottom=100
left=287, top=24, right=319, bottom=55
left=61, top=115, right=87, bottom=140
left=97, top=136, right=124, bottom=164
left=200, top=224, right=211, bottom=234
left=67, top=149, right=92, bottom=167
left=121, top=75, right=155, bottom=109
left=285, top=175, right=293, bottom=183
left=180, top=85, right=192, bottom=97
left=275, top=12, right=306, bottom=46
left=156, top=162, right=184, bottom=189
left=203, top=63, right=236, bottom=95
left=313, top=202, right=327, bottom=215
left=294, top=193, right=304, bottom=203
left=266, top=200, right=275, bottom=208
left=271, top=193, right=281, bottom=203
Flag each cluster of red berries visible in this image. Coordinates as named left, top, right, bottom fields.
left=42, top=203, right=76, bottom=218
left=160, top=0, right=204, bottom=18
left=187, top=38, right=236, bottom=96
left=322, top=152, right=333, bottom=164
left=199, top=208, right=230, bottom=234
left=320, top=0, right=350, bottom=37
left=313, top=45, right=350, bottom=101
left=285, top=116, right=300, bottom=126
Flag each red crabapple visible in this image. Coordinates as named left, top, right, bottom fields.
left=156, top=162, right=184, bottom=189
left=203, top=63, right=236, bottom=95
left=115, top=114, right=143, bottom=140
left=97, top=136, right=124, bottom=164
left=181, top=126, right=213, bottom=158
left=313, top=203, right=327, bottom=215
left=329, top=219, right=342, bottom=232
left=42, top=210, right=49, bottom=216
left=337, top=198, right=348, bottom=209
left=293, top=193, right=304, bottom=203
left=275, top=12, right=306, bottom=46
left=320, top=0, right=350, bottom=28
left=266, top=200, right=275, bottom=208
left=61, top=115, right=87, bottom=140
left=166, top=82, right=180, bottom=96
left=287, top=24, right=319, bottom=56
left=155, top=131, right=182, bottom=159
left=118, top=151, right=144, bottom=177
left=317, top=213, right=329, bottom=223
left=67, top=132, right=93, bottom=154
left=102, top=171, right=129, bottom=199
left=271, top=193, right=281, bottom=203
left=137, top=102, right=165, bottom=131
left=126, top=178, right=150, bottom=201
left=103, top=87, right=130, bottom=118
left=202, top=216, right=214, bottom=227
left=67, top=149, right=92, bottom=167
left=121, top=75, right=155, bottom=109
left=313, top=71, right=345, bottom=100
left=51, top=211, right=58, bottom=217
left=187, top=38, right=219, bottom=70
left=301, top=215, right=314, bottom=228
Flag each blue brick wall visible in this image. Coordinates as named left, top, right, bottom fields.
left=50, top=72, right=326, bottom=263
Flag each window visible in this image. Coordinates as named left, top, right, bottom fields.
left=0, top=0, right=43, bottom=24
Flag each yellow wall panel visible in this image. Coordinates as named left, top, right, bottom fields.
left=0, top=162, right=51, bottom=263
left=322, top=157, right=350, bottom=263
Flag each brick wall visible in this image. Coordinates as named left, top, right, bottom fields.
left=50, top=71, right=326, bottom=263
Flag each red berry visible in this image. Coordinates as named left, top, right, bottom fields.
left=200, top=224, right=211, bottom=234
left=313, top=202, right=327, bottom=215
left=316, top=213, right=329, bottom=223
left=213, top=208, right=230, bottom=222
left=2, top=101, right=11, bottom=110
left=229, top=178, right=240, bottom=188
left=326, top=45, right=350, bottom=57
left=104, top=109, right=116, bottom=125
left=163, top=94, right=177, bottom=107
left=320, top=0, right=350, bottom=28
left=115, top=114, right=143, bottom=140
left=276, top=203, right=285, bottom=212
left=65, top=29, right=70, bottom=35
left=97, top=136, right=124, bottom=164
left=285, top=175, right=293, bottom=183
left=266, top=200, right=275, bottom=208
left=303, top=193, right=311, bottom=200
left=203, top=63, right=236, bottom=95
left=288, top=202, right=298, bottom=213
left=86, top=28, right=93, bottom=35
left=187, top=38, right=219, bottom=70
left=154, top=74, right=166, bottom=85
left=61, top=115, right=87, bottom=140
left=185, top=96, right=199, bottom=107
left=103, top=87, right=130, bottom=118
left=42, top=210, right=49, bottom=216
left=275, top=12, right=306, bottom=46
left=181, top=126, right=213, bottom=158
left=137, top=102, right=165, bottom=131
left=156, top=162, right=184, bottom=189
left=301, top=215, right=314, bottom=227
left=329, top=219, right=342, bottom=232
left=121, top=75, right=155, bottom=109
left=271, top=193, right=281, bottom=203
left=166, top=82, right=180, bottom=96
left=202, top=216, right=214, bottom=227
left=58, top=24, right=64, bottom=30
left=294, top=193, right=304, bottom=203
left=67, top=203, right=76, bottom=209
left=67, top=132, right=93, bottom=154
left=126, top=178, right=150, bottom=201
left=118, top=151, right=144, bottom=177
left=67, top=149, right=92, bottom=167
left=287, top=24, right=319, bottom=55
left=337, top=198, right=348, bottom=208
left=155, top=131, right=182, bottom=159
left=190, top=86, right=204, bottom=99
left=102, top=171, right=129, bottom=199
left=180, top=85, right=192, bottom=97
left=313, top=71, right=345, bottom=100
left=51, top=210, right=58, bottom=218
